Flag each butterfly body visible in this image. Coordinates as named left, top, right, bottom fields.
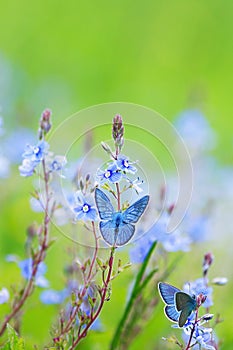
left=158, top=282, right=197, bottom=327
left=95, top=188, right=149, bottom=246
left=113, top=212, right=124, bottom=228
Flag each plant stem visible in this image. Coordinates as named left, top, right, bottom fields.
left=0, top=159, right=51, bottom=337
left=116, top=183, right=121, bottom=211
left=185, top=309, right=199, bottom=350
left=58, top=221, right=98, bottom=338
left=86, top=222, right=98, bottom=281
left=69, top=248, right=115, bottom=349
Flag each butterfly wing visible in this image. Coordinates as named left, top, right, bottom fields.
left=115, top=223, right=135, bottom=246
left=175, top=292, right=197, bottom=327
left=178, top=308, right=192, bottom=327
left=100, top=220, right=135, bottom=247
left=158, top=282, right=180, bottom=305
left=122, top=195, right=149, bottom=224
left=99, top=220, right=117, bottom=246
left=158, top=282, right=181, bottom=324
left=95, top=188, right=114, bottom=220
left=164, top=305, right=180, bottom=323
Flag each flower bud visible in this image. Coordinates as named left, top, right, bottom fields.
left=197, top=293, right=207, bottom=307
left=203, top=252, right=214, bottom=277
left=212, top=277, right=228, bottom=286
left=39, top=108, right=52, bottom=139
left=112, top=114, right=124, bottom=152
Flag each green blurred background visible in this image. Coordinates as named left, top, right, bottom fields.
left=0, top=0, right=233, bottom=162
left=0, top=0, right=233, bottom=349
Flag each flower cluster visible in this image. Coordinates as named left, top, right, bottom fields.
left=130, top=205, right=191, bottom=264
left=97, top=154, right=138, bottom=186
left=18, top=109, right=65, bottom=177
left=19, top=139, right=49, bottom=176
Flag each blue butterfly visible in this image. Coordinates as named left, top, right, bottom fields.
left=158, top=282, right=197, bottom=327
left=95, top=188, right=149, bottom=247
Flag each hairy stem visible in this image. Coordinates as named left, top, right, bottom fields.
left=185, top=309, right=199, bottom=350
left=0, top=159, right=51, bottom=337
left=57, top=221, right=98, bottom=338
left=69, top=248, right=115, bottom=349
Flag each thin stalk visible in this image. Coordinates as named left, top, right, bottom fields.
left=0, top=159, right=51, bottom=337
left=185, top=309, right=199, bottom=350
left=110, top=241, right=157, bottom=350
left=58, top=221, right=98, bottom=337
left=69, top=248, right=115, bottom=349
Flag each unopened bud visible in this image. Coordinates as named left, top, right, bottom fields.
left=112, top=114, right=124, bottom=151
left=168, top=203, right=175, bottom=215
left=42, top=108, right=51, bottom=121
left=27, top=223, right=38, bottom=238
left=201, top=313, right=214, bottom=322
left=203, top=252, right=214, bottom=277
left=197, top=293, right=207, bottom=307
left=39, top=108, right=52, bottom=138
left=53, top=337, right=61, bottom=344
left=212, top=277, right=228, bottom=286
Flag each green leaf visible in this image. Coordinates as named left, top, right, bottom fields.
left=110, top=241, right=157, bottom=350
left=96, top=257, right=106, bottom=271
left=101, top=141, right=113, bottom=155
left=136, top=268, right=158, bottom=295
left=88, top=294, right=95, bottom=308
left=0, top=324, right=25, bottom=350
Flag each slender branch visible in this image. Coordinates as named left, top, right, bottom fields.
left=185, top=310, right=199, bottom=350
left=56, top=221, right=99, bottom=339
left=69, top=248, right=115, bottom=349
left=0, top=159, right=51, bottom=337
left=116, top=183, right=121, bottom=211
left=86, top=222, right=98, bottom=281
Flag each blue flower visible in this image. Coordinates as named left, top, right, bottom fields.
left=90, top=317, right=102, bottom=331
left=185, top=215, right=211, bottom=243
left=40, top=289, right=67, bottom=304
left=183, top=278, right=213, bottom=308
left=97, top=163, right=122, bottom=183
left=0, top=288, right=10, bottom=304
left=19, top=158, right=36, bottom=177
left=174, top=109, right=216, bottom=153
left=19, top=140, right=49, bottom=177
left=161, top=230, right=191, bottom=253
left=5, top=254, right=19, bottom=263
left=30, top=196, right=44, bottom=212
left=183, top=324, right=215, bottom=349
left=18, top=258, right=49, bottom=288
left=22, top=140, right=49, bottom=163
left=129, top=231, right=153, bottom=263
left=126, top=177, right=144, bottom=194
left=73, top=191, right=97, bottom=221
left=116, top=155, right=137, bottom=174
left=78, top=284, right=97, bottom=316
left=130, top=212, right=191, bottom=263
left=49, top=155, right=67, bottom=173
left=3, top=127, right=35, bottom=164
left=0, top=154, right=10, bottom=178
